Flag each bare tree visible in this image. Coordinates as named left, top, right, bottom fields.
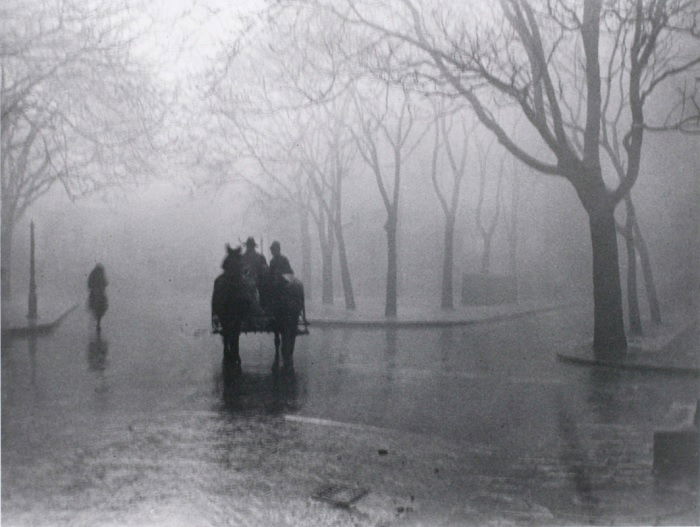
left=202, top=1, right=364, bottom=307
left=214, top=104, right=325, bottom=301
left=554, top=2, right=698, bottom=333
left=296, top=116, right=341, bottom=306
left=351, top=80, right=429, bottom=317
left=268, top=7, right=363, bottom=309
left=429, top=100, right=473, bottom=309
left=212, top=84, right=359, bottom=307
left=314, top=0, right=700, bottom=355
left=1, top=0, right=165, bottom=298
left=474, top=137, right=505, bottom=276
left=297, top=100, right=357, bottom=309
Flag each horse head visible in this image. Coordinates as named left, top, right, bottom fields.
left=222, top=243, right=242, bottom=274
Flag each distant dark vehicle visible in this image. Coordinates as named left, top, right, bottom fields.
left=212, top=244, right=307, bottom=375
left=87, top=264, right=108, bottom=333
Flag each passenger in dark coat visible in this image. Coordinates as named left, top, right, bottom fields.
left=269, top=240, right=294, bottom=277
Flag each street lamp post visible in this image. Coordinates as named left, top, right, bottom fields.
left=27, top=221, right=38, bottom=321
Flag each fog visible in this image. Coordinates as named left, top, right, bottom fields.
left=3, top=0, right=700, bottom=524
left=4, top=0, right=698, bottom=317
left=10, top=123, right=698, bottom=314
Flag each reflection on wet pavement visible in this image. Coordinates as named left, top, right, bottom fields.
left=217, top=369, right=303, bottom=415
left=2, top=302, right=698, bottom=524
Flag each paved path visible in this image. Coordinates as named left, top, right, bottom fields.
left=305, top=297, right=575, bottom=327
left=557, top=315, right=699, bottom=375
left=2, top=295, right=698, bottom=525
left=2, top=297, right=697, bottom=525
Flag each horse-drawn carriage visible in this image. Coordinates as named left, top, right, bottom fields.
left=211, top=244, right=309, bottom=374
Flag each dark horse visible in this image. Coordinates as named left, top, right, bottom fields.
left=212, top=245, right=305, bottom=374
left=87, top=264, right=108, bottom=333
left=260, top=267, right=306, bottom=372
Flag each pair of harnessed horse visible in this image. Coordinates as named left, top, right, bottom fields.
left=212, top=245, right=308, bottom=374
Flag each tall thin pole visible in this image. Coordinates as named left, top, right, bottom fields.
left=1, top=64, right=8, bottom=300
left=27, top=221, right=37, bottom=320
left=0, top=64, right=4, bottom=181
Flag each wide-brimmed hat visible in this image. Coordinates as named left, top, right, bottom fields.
left=244, top=237, right=257, bottom=248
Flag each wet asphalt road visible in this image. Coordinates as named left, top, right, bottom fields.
left=2, top=293, right=699, bottom=524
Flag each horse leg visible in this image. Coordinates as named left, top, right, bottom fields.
left=221, top=333, right=230, bottom=367
left=221, top=334, right=231, bottom=376
left=281, top=319, right=297, bottom=373
left=222, top=328, right=242, bottom=375
left=272, top=330, right=281, bottom=372
left=229, top=331, right=241, bottom=374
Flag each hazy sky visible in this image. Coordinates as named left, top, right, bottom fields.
left=5, top=0, right=699, bottom=313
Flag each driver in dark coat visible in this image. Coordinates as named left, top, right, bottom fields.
left=240, top=237, right=268, bottom=324
left=241, top=236, right=268, bottom=289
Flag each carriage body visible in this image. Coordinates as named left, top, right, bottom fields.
left=211, top=312, right=309, bottom=336
left=212, top=245, right=307, bottom=373
left=211, top=273, right=309, bottom=336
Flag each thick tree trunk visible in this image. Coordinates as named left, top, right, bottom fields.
left=385, top=213, right=398, bottom=318
left=300, top=210, right=312, bottom=301
left=334, top=222, right=356, bottom=310
left=624, top=200, right=642, bottom=335
left=440, top=217, right=455, bottom=310
left=1, top=221, right=13, bottom=300
left=588, top=206, right=627, bottom=356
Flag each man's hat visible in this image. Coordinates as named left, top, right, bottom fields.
left=270, top=240, right=280, bottom=250
left=244, top=236, right=257, bottom=248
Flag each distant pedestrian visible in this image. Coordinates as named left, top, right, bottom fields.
left=87, top=264, right=108, bottom=333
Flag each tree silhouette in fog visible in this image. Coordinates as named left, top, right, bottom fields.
left=305, top=0, right=699, bottom=355
left=1, top=0, right=166, bottom=299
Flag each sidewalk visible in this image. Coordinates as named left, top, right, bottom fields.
left=305, top=295, right=577, bottom=328
left=557, top=305, right=699, bottom=376
left=309, top=296, right=699, bottom=376
left=5, top=290, right=697, bottom=375
left=1, top=294, right=79, bottom=338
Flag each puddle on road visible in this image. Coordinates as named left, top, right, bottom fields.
left=3, top=308, right=698, bottom=525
